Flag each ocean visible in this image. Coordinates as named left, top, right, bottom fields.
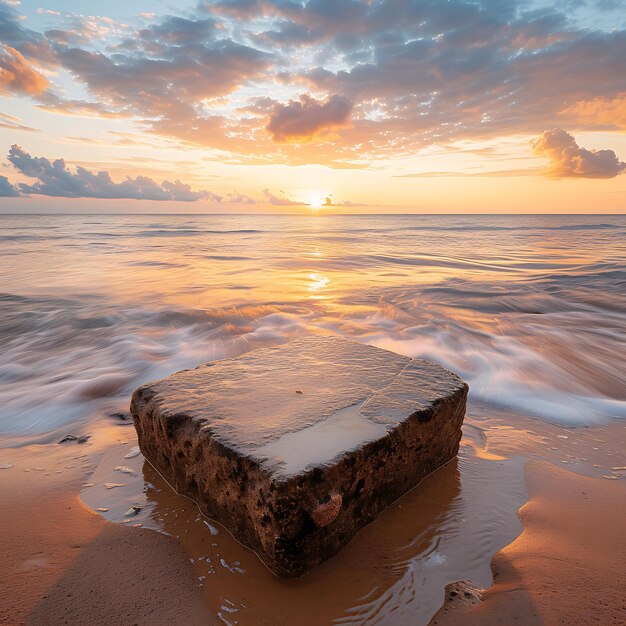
left=1, top=213, right=624, bottom=442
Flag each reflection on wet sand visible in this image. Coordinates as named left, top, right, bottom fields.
left=77, top=401, right=626, bottom=625
left=81, top=422, right=526, bottom=626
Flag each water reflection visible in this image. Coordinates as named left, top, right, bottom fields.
left=81, top=432, right=525, bottom=626
left=308, top=272, right=330, bottom=292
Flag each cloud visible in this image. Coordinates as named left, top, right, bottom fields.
left=0, top=44, right=48, bottom=95
left=322, top=196, right=368, bottom=207
left=395, top=168, right=542, bottom=178
left=227, top=192, right=256, bottom=204
left=262, top=188, right=304, bottom=206
left=267, top=94, right=352, bottom=143
left=54, top=24, right=271, bottom=121
left=0, top=111, right=38, bottom=132
left=34, top=94, right=131, bottom=119
left=561, top=93, right=626, bottom=129
left=531, top=129, right=626, bottom=179
left=207, top=0, right=268, bottom=18
left=0, top=175, right=19, bottom=196
left=7, top=145, right=221, bottom=201
left=3, top=1, right=626, bottom=168
left=46, top=15, right=127, bottom=46
left=0, top=5, right=56, bottom=67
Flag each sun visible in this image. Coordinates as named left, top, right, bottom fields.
left=308, top=191, right=333, bottom=210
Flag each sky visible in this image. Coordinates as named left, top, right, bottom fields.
left=0, top=0, right=625, bottom=213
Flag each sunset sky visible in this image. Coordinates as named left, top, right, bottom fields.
left=1, top=0, right=625, bottom=213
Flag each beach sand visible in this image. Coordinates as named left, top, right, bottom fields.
left=1, top=422, right=624, bottom=626
left=0, top=444, right=211, bottom=626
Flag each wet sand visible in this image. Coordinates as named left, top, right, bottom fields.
left=77, top=413, right=529, bottom=625
left=1, top=416, right=624, bottom=625
left=432, top=459, right=626, bottom=625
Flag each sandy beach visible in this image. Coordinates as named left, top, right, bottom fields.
left=2, top=413, right=624, bottom=625
left=0, top=441, right=209, bottom=626
left=433, top=459, right=626, bottom=625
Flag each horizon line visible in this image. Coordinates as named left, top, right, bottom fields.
left=0, top=212, right=625, bottom=217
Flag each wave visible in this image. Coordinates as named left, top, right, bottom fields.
left=1, top=282, right=624, bottom=446
left=132, top=228, right=264, bottom=237
left=0, top=214, right=624, bottom=443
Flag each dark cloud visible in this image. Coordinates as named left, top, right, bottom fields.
left=0, top=175, right=19, bottom=197
left=267, top=94, right=352, bottom=143
left=54, top=22, right=271, bottom=120
left=531, top=129, right=626, bottom=178
left=0, top=4, right=56, bottom=67
left=135, top=16, right=217, bottom=47
left=299, top=15, right=626, bottom=153
left=249, top=0, right=626, bottom=159
left=7, top=145, right=221, bottom=201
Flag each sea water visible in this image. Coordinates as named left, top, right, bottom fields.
left=1, top=213, right=624, bottom=442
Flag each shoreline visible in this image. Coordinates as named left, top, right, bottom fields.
left=431, top=459, right=626, bottom=625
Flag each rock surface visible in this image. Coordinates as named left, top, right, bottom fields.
left=130, top=335, right=468, bottom=577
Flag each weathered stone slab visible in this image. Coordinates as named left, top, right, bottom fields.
left=130, top=335, right=468, bottom=577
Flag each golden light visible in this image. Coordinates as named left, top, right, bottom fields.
left=308, top=272, right=329, bottom=291
left=308, top=191, right=333, bottom=210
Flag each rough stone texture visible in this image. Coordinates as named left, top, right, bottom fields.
left=130, top=335, right=468, bottom=577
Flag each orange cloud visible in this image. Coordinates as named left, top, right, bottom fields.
left=266, top=94, right=352, bottom=143
left=561, top=93, right=626, bottom=129
left=4, top=1, right=626, bottom=170
left=531, top=129, right=626, bottom=179
left=0, top=45, right=48, bottom=95
left=35, top=97, right=131, bottom=119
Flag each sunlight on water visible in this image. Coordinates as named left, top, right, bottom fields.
left=1, top=214, right=624, bottom=442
